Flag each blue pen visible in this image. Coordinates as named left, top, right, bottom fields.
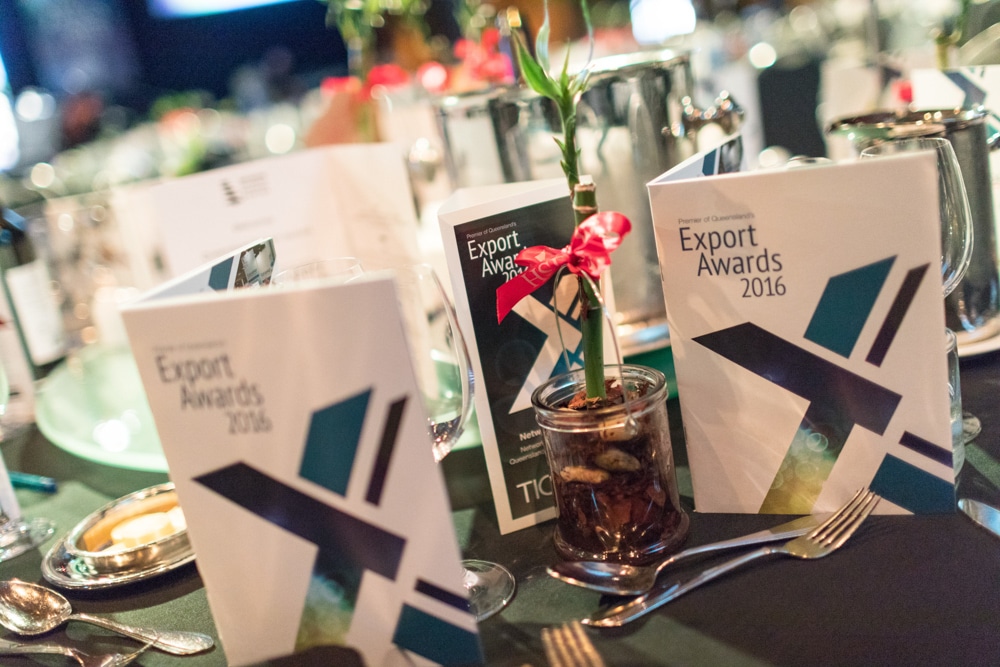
left=9, top=471, right=58, bottom=494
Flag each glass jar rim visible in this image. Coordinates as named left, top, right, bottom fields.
left=530, top=364, right=667, bottom=426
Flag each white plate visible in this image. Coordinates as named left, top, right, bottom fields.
left=958, top=332, right=1000, bottom=359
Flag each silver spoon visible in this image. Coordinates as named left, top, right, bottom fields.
left=548, top=514, right=825, bottom=595
left=0, top=579, right=214, bottom=655
left=0, top=637, right=152, bottom=667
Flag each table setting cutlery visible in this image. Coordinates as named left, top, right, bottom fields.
left=0, top=637, right=152, bottom=667
left=541, top=621, right=607, bottom=667
left=958, top=498, right=1000, bottom=539
left=584, top=488, right=881, bottom=628
left=0, top=579, right=214, bottom=655
left=548, top=513, right=826, bottom=596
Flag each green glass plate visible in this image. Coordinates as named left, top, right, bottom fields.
left=35, top=345, right=167, bottom=472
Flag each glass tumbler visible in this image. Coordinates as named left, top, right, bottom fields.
left=531, top=364, right=689, bottom=564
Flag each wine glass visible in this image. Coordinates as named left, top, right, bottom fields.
left=860, top=137, right=979, bottom=447
left=861, top=137, right=972, bottom=297
left=0, top=359, right=56, bottom=561
left=393, top=265, right=473, bottom=463
left=392, top=264, right=516, bottom=621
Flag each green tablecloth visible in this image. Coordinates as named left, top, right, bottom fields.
left=1, top=348, right=1000, bottom=666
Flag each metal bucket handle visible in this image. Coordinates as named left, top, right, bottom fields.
left=677, top=91, right=745, bottom=140
left=988, top=124, right=1000, bottom=150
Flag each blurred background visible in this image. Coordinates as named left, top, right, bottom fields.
left=1, top=0, right=996, bottom=190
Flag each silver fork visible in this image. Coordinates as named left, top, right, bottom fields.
left=541, top=621, right=607, bottom=667
left=0, top=637, right=153, bottom=666
left=585, top=488, right=881, bottom=627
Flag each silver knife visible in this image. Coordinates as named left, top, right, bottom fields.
left=959, top=498, right=1000, bottom=539
left=583, top=514, right=827, bottom=628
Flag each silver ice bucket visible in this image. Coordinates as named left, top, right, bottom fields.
left=436, top=49, right=741, bottom=354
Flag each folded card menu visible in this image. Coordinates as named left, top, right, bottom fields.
left=650, top=153, right=956, bottom=515
left=142, top=143, right=422, bottom=277
left=121, top=241, right=480, bottom=666
left=438, top=179, right=617, bottom=534
left=910, top=65, right=1000, bottom=124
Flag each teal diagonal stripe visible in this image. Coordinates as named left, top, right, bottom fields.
left=804, top=257, right=895, bottom=358
left=870, top=453, right=955, bottom=514
left=300, top=389, right=371, bottom=496
left=208, top=257, right=234, bottom=290
left=393, top=604, right=482, bottom=665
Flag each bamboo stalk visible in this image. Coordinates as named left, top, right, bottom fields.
left=573, top=181, right=605, bottom=400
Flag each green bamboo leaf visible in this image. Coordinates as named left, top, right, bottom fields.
left=514, top=35, right=559, bottom=100
left=558, top=48, right=573, bottom=92
left=561, top=159, right=578, bottom=182
left=536, top=0, right=552, bottom=72
left=580, top=0, right=595, bottom=66
left=570, top=67, right=591, bottom=97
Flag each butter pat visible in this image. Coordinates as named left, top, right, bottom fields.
left=167, top=506, right=186, bottom=532
left=111, top=512, right=174, bottom=548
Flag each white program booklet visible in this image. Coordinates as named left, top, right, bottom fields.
left=121, top=241, right=480, bottom=666
left=145, top=143, right=422, bottom=277
left=910, top=65, right=1000, bottom=120
left=438, top=179, right=619, bottom=534
left=650, top=153, right=956, bottom=515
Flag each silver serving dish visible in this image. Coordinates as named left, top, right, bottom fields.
left=42, top=483, right=195, bottom=590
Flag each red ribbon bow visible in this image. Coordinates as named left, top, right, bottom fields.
left=496, top=211, right=631, bottom=323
